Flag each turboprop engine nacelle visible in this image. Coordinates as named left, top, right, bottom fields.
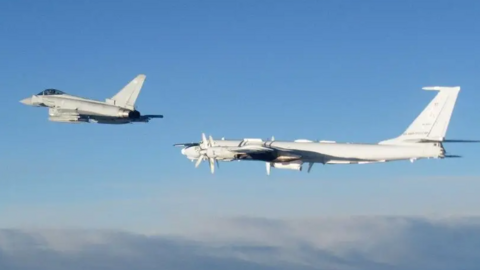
left=204, top=147, right=236, bottom=161
left=183, top=145, right=236, bottom=162
left=271, top=161, right=303, bottom=171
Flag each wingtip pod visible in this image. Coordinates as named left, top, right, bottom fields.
left=422, top=86, right=460, bottom=91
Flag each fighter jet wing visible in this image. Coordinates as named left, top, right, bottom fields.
left=139, top=114, right=164, bottom=120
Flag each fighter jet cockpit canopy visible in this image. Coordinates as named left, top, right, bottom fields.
left=37, top=89, right=65, bottom=96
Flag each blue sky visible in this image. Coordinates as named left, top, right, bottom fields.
left=2, top=0, right=480, bottom=231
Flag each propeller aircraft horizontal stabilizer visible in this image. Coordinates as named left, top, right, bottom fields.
left=442, top=139, right=480, bottom=143
left=420, top=139, right=480, bottom=143
left=443, top=155, right=462, bottom=158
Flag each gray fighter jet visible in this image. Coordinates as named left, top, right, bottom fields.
left=20, top=74, right=163, bottom=124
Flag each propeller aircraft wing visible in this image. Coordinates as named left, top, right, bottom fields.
left=173, top=143, right=200, bottom=147
left=227, top=145, right=275, bottom=154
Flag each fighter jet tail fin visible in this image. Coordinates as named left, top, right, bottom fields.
left=379, top=86, right=461, bottom=144
left=108, top=74, right=146, bottom=110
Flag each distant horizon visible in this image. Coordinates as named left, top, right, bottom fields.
left=2, top=215, right=480, bottom=270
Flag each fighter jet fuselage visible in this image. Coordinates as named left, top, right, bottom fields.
left=20, top=75, right=163, bottom=124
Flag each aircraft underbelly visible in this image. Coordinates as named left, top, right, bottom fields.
left=77, top=103, right=123, bottom=117
left=278, top=143, right=430, bottom=161
left=82, top=116, right=131, bottom=124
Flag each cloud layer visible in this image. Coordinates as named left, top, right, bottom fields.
left=1, top=216, right=480, bottom=270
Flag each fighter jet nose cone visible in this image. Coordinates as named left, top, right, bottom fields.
left=20, top=98, right=32, bottom=105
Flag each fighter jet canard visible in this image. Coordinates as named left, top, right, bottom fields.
left=175, top=86, right=480, bottom=175
left=20, top=74, right=163, bottom=124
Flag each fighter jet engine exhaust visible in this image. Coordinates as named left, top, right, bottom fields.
left=118, top=109, right=141, bottom=119
left=128, top=110, right=141, bottom=119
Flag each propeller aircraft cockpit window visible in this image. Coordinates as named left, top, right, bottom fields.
left=37, top=89, right=65, bottom=96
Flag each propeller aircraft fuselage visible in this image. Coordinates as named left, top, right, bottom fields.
left=176, top=135, right=448, bottom=175
left=176, top=86, right=479, bottom=175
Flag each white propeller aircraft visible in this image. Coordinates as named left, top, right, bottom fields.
left=175, top=86, right=479, bottom=175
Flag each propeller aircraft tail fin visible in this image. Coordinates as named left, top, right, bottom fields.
left=380, top=86, right=461, bottom=144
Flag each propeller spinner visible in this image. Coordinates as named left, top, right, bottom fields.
left=194, top=133, right=220, bottom=174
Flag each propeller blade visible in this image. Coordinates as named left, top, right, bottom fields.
left=215, top=159, right=220, bottom=168
left=195, top=156, right=204, bottom=168
left=266, top=162, right=271, bottom=175
left=209, top=135, right=215, bottom=147
left=201, top=133, right=208, bottom=148
left=209, top=158, right=215, bottom=174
